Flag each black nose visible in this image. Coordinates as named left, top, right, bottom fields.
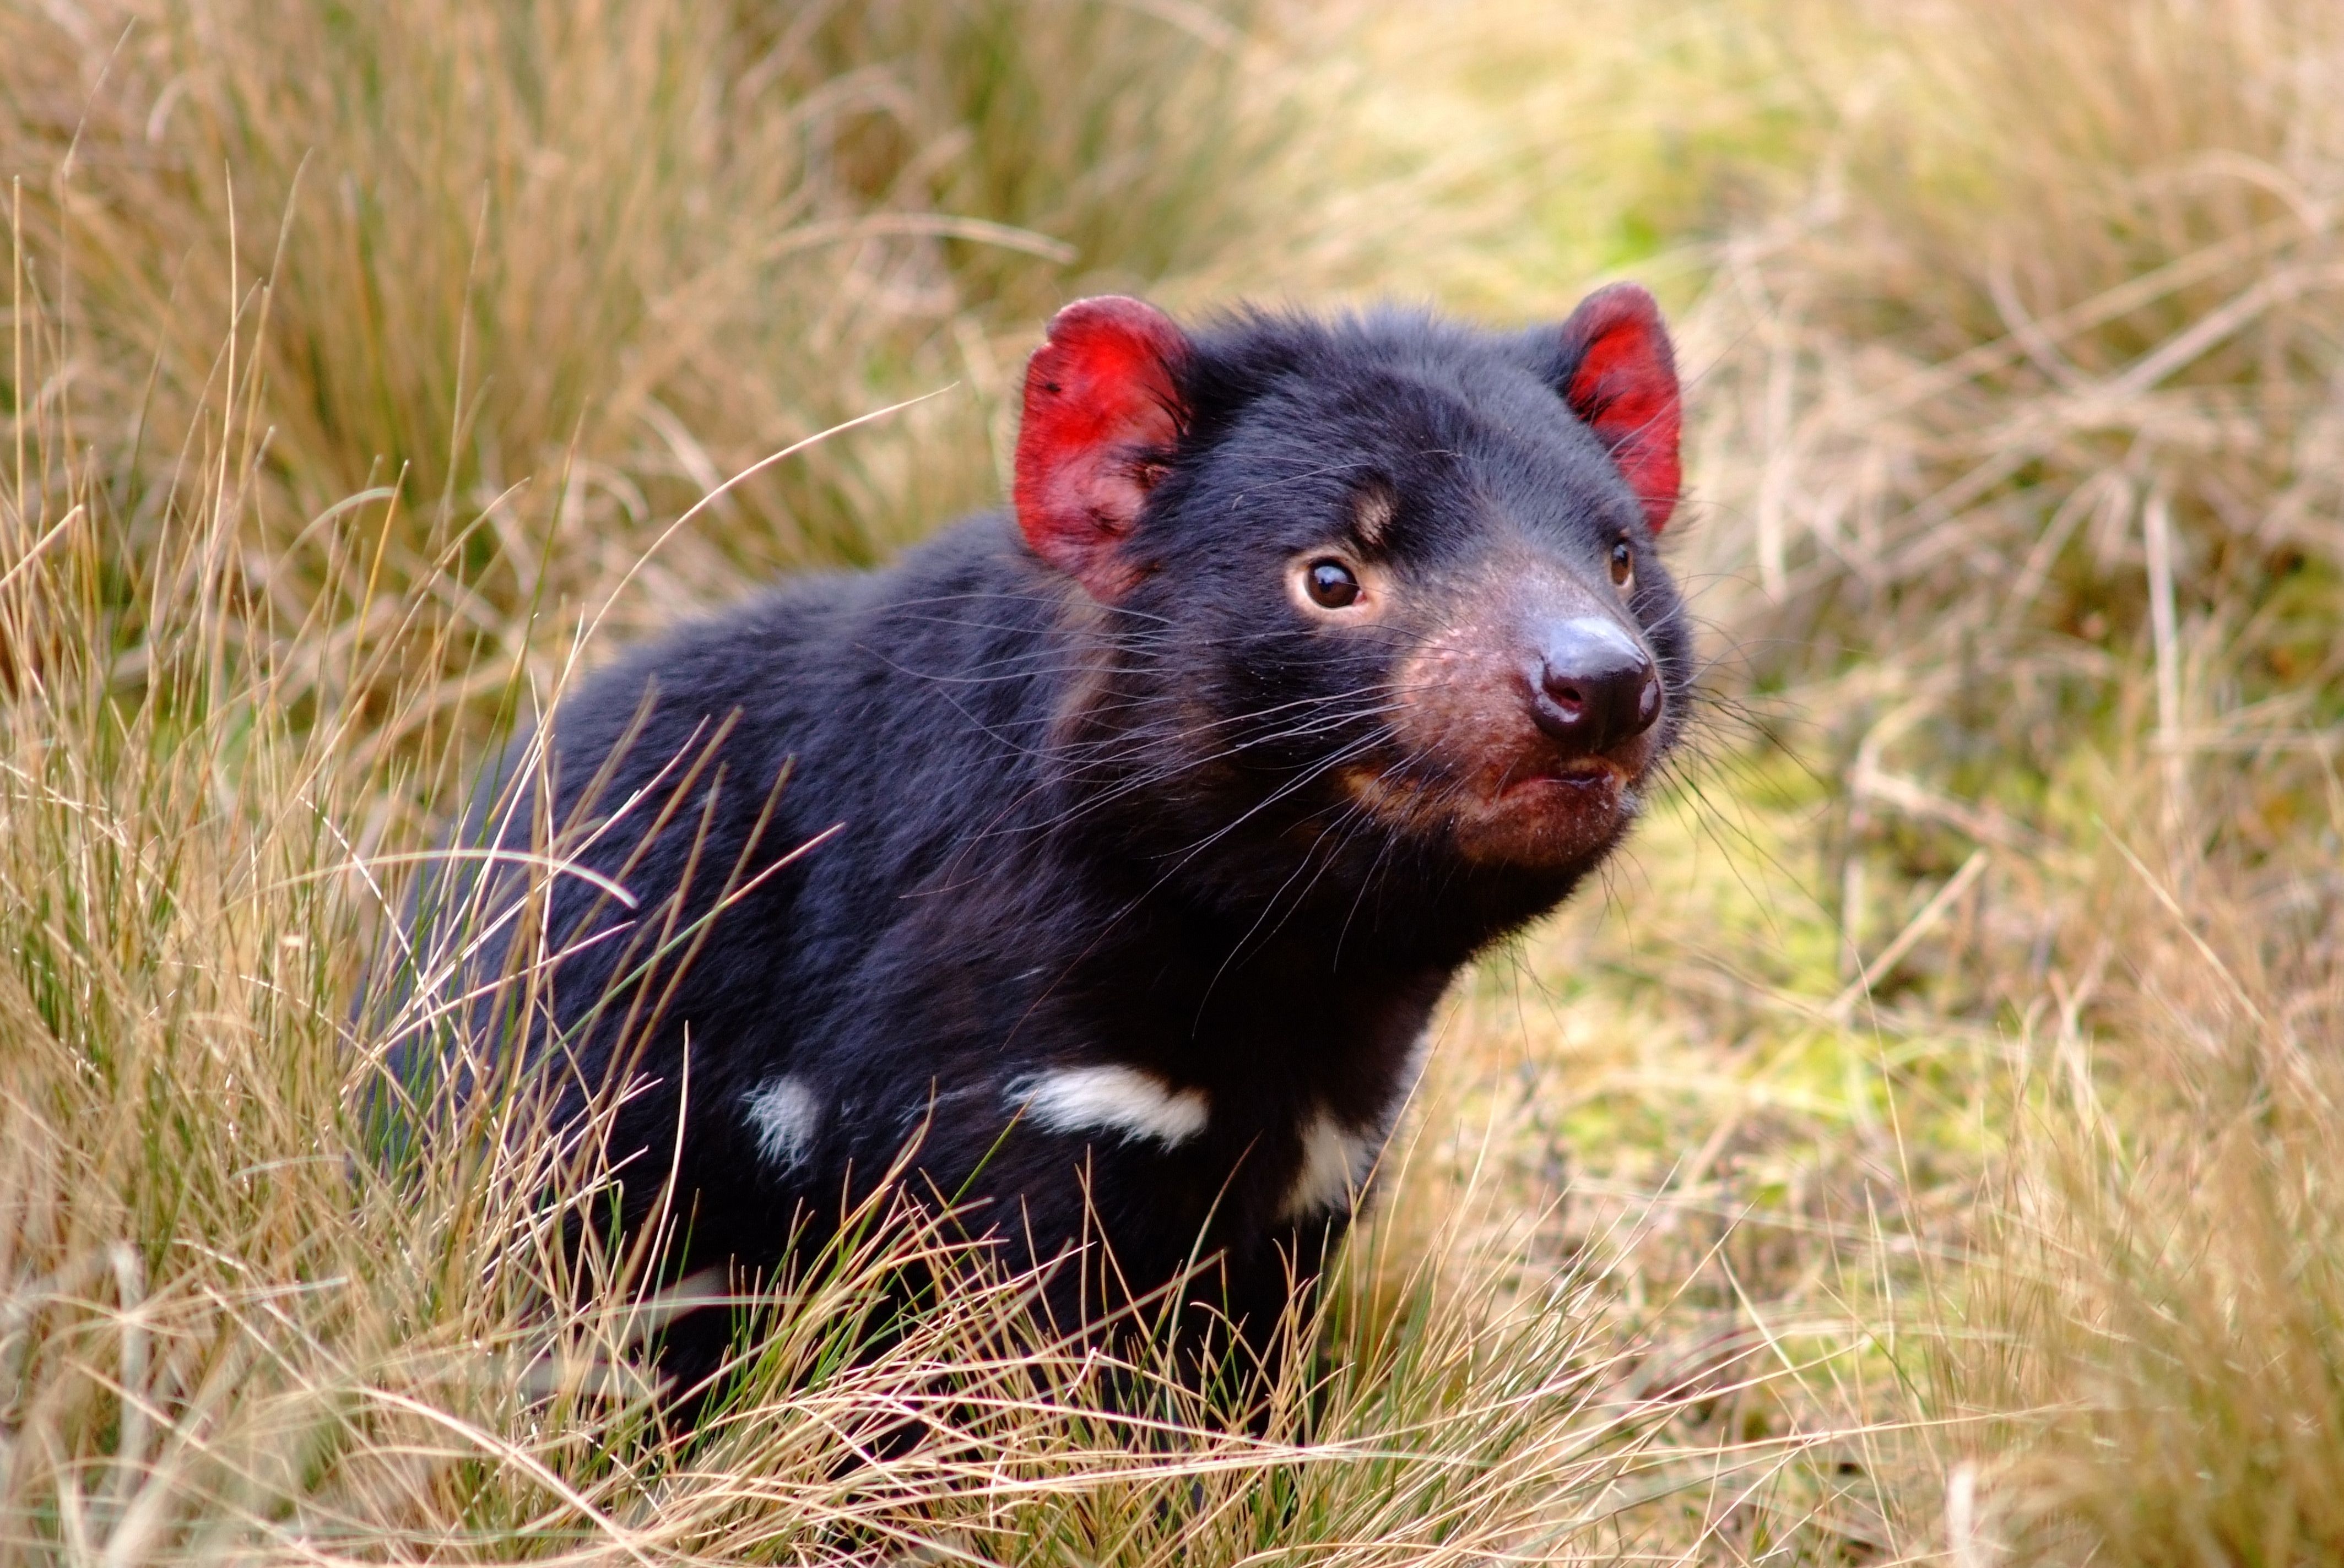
left=1530, top=616, right=1661, bottom=755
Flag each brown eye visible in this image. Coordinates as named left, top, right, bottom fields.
left=1610, top=539, right=1634, bottom=588
left=1306, top=559, right=1362, bottom=609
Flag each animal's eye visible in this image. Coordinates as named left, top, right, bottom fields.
left=1305, top=558, right=1362, bottom=609
left=1610, top=539, right=1635, bottom=589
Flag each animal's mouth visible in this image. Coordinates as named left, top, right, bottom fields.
left=1497, top=758, right=1626, bottom=801
left=1453, top=756, right=1641, bottom=869
left=1341, top=746, right=1648, bottom=872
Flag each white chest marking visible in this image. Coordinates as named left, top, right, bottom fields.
left=1008, top=1065, right=1210, bottom=1149
left=743, top=1076, right=820, bottom=1170
left=1280, top=1110, right=1376, bottom=1221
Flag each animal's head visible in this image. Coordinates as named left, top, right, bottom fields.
left=1013, top=290, right=1693, bottom=927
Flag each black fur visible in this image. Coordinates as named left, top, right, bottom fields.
left=396, top=305, right=1693, bottom=1399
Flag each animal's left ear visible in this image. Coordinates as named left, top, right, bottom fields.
left=1014, top=296, right=1193, bottom=601
left=1549, top=283, right=1681, bottom=533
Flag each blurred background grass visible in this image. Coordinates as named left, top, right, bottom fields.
left=3, top=0, right=2342, bottom=1561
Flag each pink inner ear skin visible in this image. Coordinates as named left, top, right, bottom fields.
left=1014, top=296, right=1192, bottom=600
left=1559, top=284, right=1682, bottom=534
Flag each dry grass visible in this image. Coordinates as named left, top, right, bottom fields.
left=4, top=0, right=2344, bottom=1561
left=0, top=0, right=1272, bottom=803
left=1642, top=0, right=2344, bottom=1556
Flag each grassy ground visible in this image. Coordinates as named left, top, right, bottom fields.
left=4, top=0, right=2343, bottom=1561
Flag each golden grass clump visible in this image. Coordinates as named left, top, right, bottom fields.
left=0, top=0, right=1266, bottom=778
left=1937, top=784, right=2344, bottom=1564
left=1683, top=0, right=2344, bottom=779
left=1637, top=1, right=2344, bottom=1555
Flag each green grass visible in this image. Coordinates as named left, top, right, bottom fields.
left=4, top=0, right=2343, bottom=1561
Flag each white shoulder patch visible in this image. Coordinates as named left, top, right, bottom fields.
left=743, top=1076, right=820, bottom=1170
left=1007, top=1065, right=1210, bottom=1149
left=1280, top=1109, right=1376, bottom=1221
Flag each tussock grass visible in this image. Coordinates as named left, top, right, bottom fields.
left=7, top=0, right=2344, bottom=1561
left=0, top=0, right=1268, bottom=772
left=1948, top=823, right=2344, bottom=1564
left=1688, top=0, right=2344, bottom=767
left=1649, top=0, right=2344, bottom=1557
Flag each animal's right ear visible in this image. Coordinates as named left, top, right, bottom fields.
left=1014, top=296, right=1192, bottom=601
left=1547, top=283, right=1681, bottom=533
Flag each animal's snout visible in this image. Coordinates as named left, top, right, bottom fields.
left=1529, top=616, right=1660, bottom=756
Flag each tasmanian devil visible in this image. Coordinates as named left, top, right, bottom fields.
left=398, top=286, right=1693, bottom=1400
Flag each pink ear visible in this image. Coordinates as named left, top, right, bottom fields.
left=1557, top=283, right=1681, bottom=533
left=1013, top=296, right=1192, bottom=600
